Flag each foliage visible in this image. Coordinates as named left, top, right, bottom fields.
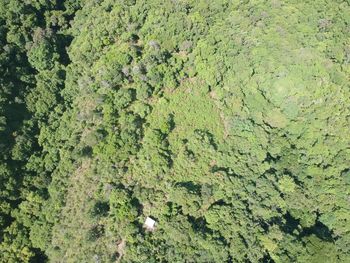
left=0, top=0, right=349, bottom=262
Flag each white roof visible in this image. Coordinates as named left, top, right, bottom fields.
left=144, top=217, right=156, bottom=230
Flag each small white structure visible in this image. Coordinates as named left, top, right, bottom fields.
left=144, top=216, right=156, bottom=231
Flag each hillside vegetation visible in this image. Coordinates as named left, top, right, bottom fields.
left=0, top=0, right=349, bottom=262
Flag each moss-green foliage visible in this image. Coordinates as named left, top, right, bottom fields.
left=0, top=0, right=349, bottom=262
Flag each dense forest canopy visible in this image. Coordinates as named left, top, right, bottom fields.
left=0, top=0, right=349, bottom=262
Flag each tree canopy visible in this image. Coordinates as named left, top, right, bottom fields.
left=0, top=0, right=349, bottom=262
